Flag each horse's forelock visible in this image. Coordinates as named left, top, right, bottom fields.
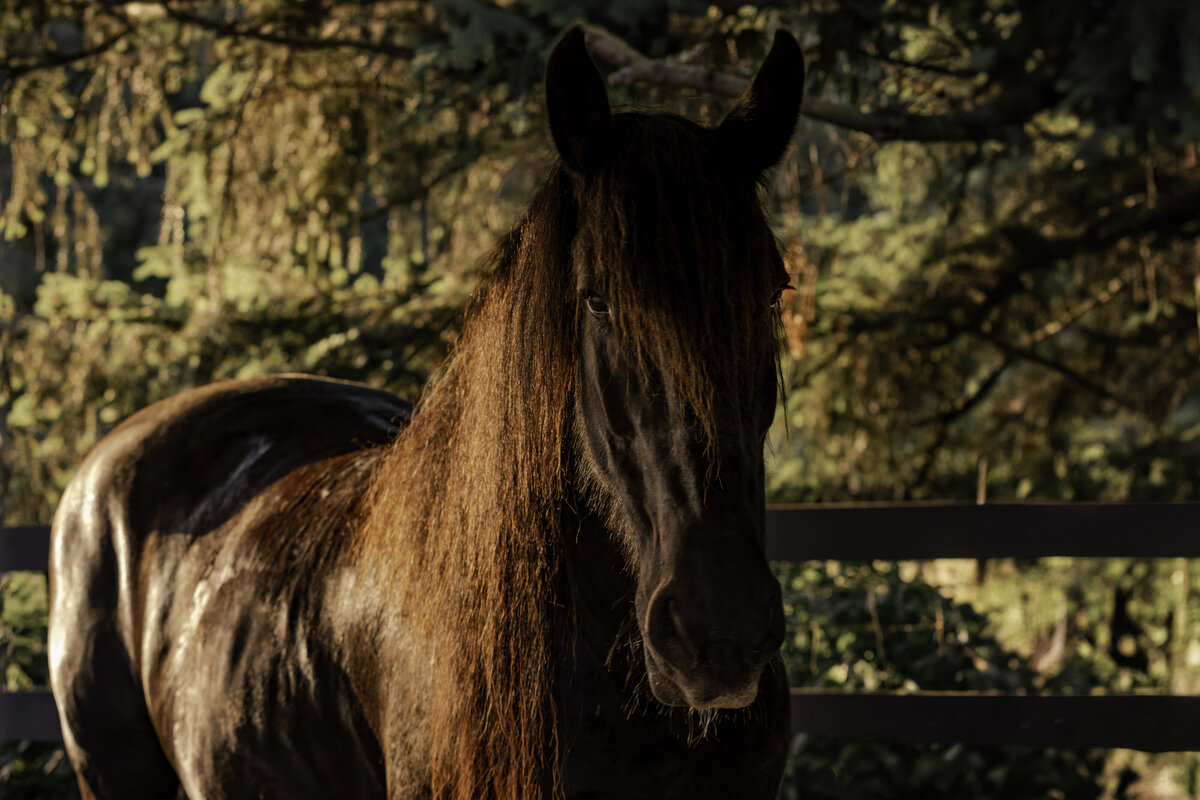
left=576, top=113, right=787, bottom=442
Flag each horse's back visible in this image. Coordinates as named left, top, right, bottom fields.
left=55, top=373, right=407, bottom=538
left=48, top=374, right=408, bottom=799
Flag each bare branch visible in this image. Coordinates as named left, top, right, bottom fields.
left=1, top=27, right=133, bottom=85
left=1016, top=267, right=1135, bottom=350
left=862, top=47, right=980, bottom=79
left=919, top=355, right=1012, bottom=426
left=907, top=355, right=1010, bottom=494
left=582, top=25, right=1054, bottom=143
left=973, top=331, right=1141, bottom=413
left=156, top=3, right=418, bottom=59
left=584, top=27, right=748, bottom=97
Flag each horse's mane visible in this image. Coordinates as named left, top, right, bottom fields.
left=358, top=112, right=786, bottom=800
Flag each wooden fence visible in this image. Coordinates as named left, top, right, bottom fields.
left=4, top=503, right=1200, bottom=750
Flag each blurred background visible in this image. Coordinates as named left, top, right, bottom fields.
left=2, top=1, right=1199, bottom=797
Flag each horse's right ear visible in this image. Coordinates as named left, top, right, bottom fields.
left=717, top=30, right=805, bottom=175
left=546, top=26, right=612, bottom=175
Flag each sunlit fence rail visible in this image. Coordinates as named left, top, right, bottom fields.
left=5, top=504, right=1200, bottom=749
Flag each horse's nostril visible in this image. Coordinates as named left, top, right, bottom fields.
left=665, top=597, right=702, bottom=664
left=657, top=595, right=768, bottom=675
left=653, top=585, right=780, bottom=657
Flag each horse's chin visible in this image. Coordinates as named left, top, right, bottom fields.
left=643, top=647, right=761, bottom=710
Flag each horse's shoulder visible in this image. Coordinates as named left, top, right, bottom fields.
left=58, top=374, right=410, bottom=538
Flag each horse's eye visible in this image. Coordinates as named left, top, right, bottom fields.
left=769, top=284, right=794, bottom=310
left=585, top=294, right=611, bottom=317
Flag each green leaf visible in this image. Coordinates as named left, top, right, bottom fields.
left=15, top=117, right=38, bottom=138
left=173, top=107, right=206, bottom=126
left=9, top=393, right=37, bottom=428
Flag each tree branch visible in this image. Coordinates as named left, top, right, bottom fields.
left=156, top=3, right=418, bottom=59
left=1, top=27, right=133, bottom=85
left=582, top=25, right=1055, bottom=143
left=860, top=47, right=980, bottom=79
left=972, top=330, right=1140, bottom=413
left=919, top=355, right=1012, bottom=426
left=1015, top=268, right=1135, bottom=350
left=907, top=354, right=1010, bottom=494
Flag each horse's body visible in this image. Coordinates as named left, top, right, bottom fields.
left=50, top=27, right=806, bottom=799
left=50, top=375, right=788, bottom=799
left=49, top=377, right=402, bottom=798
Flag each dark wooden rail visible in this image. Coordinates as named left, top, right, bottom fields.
left=5, top=503, right=1200, bottom=750
left=0, top=689, right=61, bottom=742
left=0, top=525, right=51, bottom=572
left=790, top=692, right=1200, bottom=753
left=765, top=502, right=1200, bottom=559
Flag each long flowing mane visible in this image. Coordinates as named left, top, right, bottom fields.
left=358, top=113, right=787, bottom=800
left=359, top=166, right=576, bottom=800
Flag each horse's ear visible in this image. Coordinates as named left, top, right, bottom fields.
left=717, top=30, right=806, bottom=175
left=546, top=26, right=612, bottom=175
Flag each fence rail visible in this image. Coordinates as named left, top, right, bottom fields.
left=0, top=525, right=51, bottom=572
left=5, top=503, right=1200, bottom=751
left=765, top=502, right=1200, bottom=559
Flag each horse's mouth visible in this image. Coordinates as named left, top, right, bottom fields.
left=642, top=642, right=763, bottom=710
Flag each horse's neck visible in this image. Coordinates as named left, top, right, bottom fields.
left=560, top=507, right=634, bottom=637
left=556, top=497, right=646, bottom=701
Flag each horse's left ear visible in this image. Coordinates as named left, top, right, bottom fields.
left=546, top=26, right=612, bottom=175
left=717, top=30, right=806, bottom=175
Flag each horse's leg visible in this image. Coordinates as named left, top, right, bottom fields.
left=51, top=620, right=181, bottom=800
left=49, top=502, right=181, bottom=800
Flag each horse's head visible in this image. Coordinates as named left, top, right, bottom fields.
left=546, top=28, right=805, bottom=710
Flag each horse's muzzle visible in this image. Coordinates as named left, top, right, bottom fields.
left=639, top=554, right=784, bottom=709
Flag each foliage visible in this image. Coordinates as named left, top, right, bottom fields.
left=2, top=0, right=1199, bottom=798
left=1, top=573, right=47, bottom=691
left=0, top=573, right=76, bottom=798
left=775, top=561, right=1117, bottom=799
left=0, top=741, right=77, bottom=800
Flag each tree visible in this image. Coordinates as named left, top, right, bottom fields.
left=3, top=1, right=1199, bottom=797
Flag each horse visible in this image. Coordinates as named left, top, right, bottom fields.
left=48, top=26, right=806, bottom=800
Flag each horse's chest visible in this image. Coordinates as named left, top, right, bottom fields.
left=562, top=707, right=787, bottom=800
left=559, top=634, right=791, bottom=799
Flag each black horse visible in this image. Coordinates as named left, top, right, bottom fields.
left=48, top=27, right=806, bottom=799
